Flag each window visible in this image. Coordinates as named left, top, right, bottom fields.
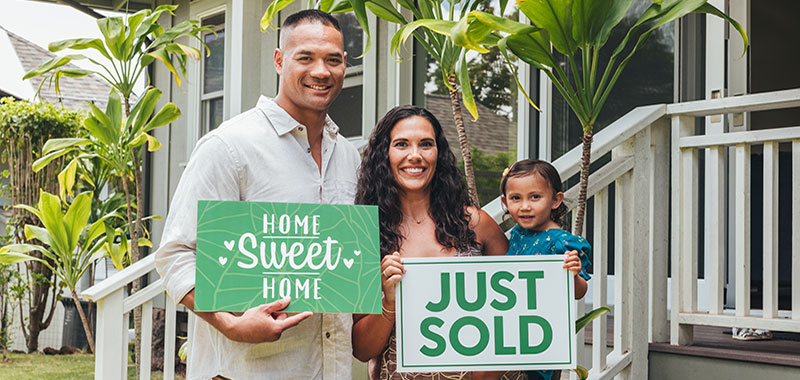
left=201, top=13, right=225, bottom=132
left=327, top=13, right=363, bottom=138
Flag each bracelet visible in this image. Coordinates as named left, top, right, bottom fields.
left=381, top=305, right=396, bottom=322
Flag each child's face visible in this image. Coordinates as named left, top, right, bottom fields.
left=501, top=173, right=564, bottom=231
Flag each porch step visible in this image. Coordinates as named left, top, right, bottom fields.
left=583, top=316, right=800, bottom=368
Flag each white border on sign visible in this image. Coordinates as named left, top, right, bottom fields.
left=395, top=255, right=577, bottom=373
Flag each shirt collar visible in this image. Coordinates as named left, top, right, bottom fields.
left=257, top=95, right=340, bottom=137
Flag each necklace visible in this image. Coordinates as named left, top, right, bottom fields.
left=409, top=214, right=426, bottom=224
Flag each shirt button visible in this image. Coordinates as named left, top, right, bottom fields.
left=298, top=126, right=304, bottom=131
left=307, top=148, right=311, bottom=153
left=325, top=332, right=331, bottom=339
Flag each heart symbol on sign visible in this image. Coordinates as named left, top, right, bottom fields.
left=224, top=240, right=235, bottom=251
left=219, top=257, right=228, bottom=266
left=353, top=250, right=361, bottom=256
left=343, top=258, right=354, bottom=269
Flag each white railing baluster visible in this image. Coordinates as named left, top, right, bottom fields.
left=794, top=139, right=800, bottom=321
left=763, top=142, right=779, bottom=318
left=735, top=143, right=751, bottom=317
left=629, top=128, right=651, bottom=380
left=591, top=189, right=608, bottom=374
left=164, top=297, right=176, bottom=380
left=707, top=145, right=725, bottom=315
left=94, top=288, right=126, bottom=380
left=123, top=311, right=130, bottom=379
left=613, top=170, right=632, bottom=365
left=671, top=115, right=696, bottom=345
left=573, top=206, right=585, bottom=380
left=140, top=302, right=153, bottom=380
left=649, top=119, right=670, bottom=343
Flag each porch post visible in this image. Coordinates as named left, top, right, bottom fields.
left=94, top=288, right=126, bottom=380
left=629, top=127, right=652, bottom=379
left=649, top=119, right=670, bottom=343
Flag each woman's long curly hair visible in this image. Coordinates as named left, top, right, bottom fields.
left=355, top=105, right=478, bottom=258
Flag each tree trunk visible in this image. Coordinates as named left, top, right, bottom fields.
left=69, top=289, right=95, bottom=354
left=124, top=97, right=143, bottom=380
left=446, top=75, right=480, bottom=206
left=573, top=128, right=593, bottom=236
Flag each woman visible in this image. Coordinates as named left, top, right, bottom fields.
left=352, top=106, right=524, bottom=380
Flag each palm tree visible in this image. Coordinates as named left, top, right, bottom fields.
left=445, top=0, right=747, bottom=235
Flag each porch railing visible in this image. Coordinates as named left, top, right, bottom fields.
left=81, top=254, right=192, bottom=380
left=664, top=88, right=800, bottom=345
left=83, top=89, right=800, bottom=380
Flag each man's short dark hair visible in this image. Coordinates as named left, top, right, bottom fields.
left=283, top=9, right=341, bottom=32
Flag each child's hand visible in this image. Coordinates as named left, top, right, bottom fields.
left=563, top=250, right=582, bottom=275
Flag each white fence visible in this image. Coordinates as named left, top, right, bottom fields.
left=83, top=89, right=800, bottom=380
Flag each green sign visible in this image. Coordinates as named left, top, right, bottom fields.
left=195, top=201, right=381, bottom=313
left=395, top=256, right=576, bottom=372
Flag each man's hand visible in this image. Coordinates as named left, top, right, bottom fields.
left=219, top=298, right=313, bottom=343
left=182, top=290, right=312, bottom=344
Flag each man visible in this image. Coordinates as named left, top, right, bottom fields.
left=155, top=10, right=359, bottom=379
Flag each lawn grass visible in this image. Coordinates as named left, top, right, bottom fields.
left=0, top=352, right=185, bottom=380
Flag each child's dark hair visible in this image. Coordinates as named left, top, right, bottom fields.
left=500, top=159, right=570, bottom=230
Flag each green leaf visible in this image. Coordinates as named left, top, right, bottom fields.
left=572, top=365, right=589, bottom=380
left=451, top=15, right=490, bottom=53
left=505, top=29, right=557, bottom=69
left=129, top=87, right=162, bottom=135
left=142, top=103, right=181, bottom=133
left=391, top=20, right=456, bottom=57
left=145, top=134, right=162, bottom=152
left=14, top=204, right=43, bottom=221
left=694, top=3, right=748, bottom=56
left=321, top=0, right=353, bottom=13
left=261, top=0, right=296, bottom=31
left=518, top=0, right=578, bottom=55
left=596, top=0, right=633, bottom=46
left=0, top=250, right=42, bottom=265
left=572, top=0, right=616, bottom=46
left=48, top=38, right=112, bottom=60
left=24, top=225, right=52, bottom=247
left=138, top=237, right=153, bottom=248
left=85, top=102, right=116, bottom=145
left=349, top=0, right=372, bottom=55
left=456, top=55, right=478, bottom=121
left=42, top=138, right=90, bottom=155
left=146, top=48, right=181, bottom=87
left=22, top=54, right=88, bottom=80
left=365, top=0, right=407, bottom=25
left=37, top=191, right=69, bottom=256
left=63, top=192, right=92, bottom=254
left=32, top=148, right=75, bottom=173
left=576, top=305, right=611, bottom=332
left=58, top=158, right=79, bottom=200
left=469, top=11, right=538, bottom=35
left=498, top=38, right=541, bottom=112
left=106, top=90, right=123, bottom=133
left=97, top=16, right=126, bottom=60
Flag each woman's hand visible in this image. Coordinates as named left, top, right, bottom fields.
left=381, top=251, right=405, bottom=307
left=563, top=250, right=582, bottom=275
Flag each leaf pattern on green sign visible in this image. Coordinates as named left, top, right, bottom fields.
left=195, top=201, right=381, bottom=313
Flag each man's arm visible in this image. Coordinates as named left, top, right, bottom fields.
left=156, top=135, right=310, bottom=343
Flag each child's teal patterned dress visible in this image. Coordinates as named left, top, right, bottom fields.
left=506, top=225, right=592, bottom=380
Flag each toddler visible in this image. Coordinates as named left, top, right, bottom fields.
left=500, top=159, right=592, bottom=380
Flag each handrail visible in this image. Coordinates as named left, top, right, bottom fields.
left=666, top=88, right=800, bottom=116
left=82, top=254, right=156, bottom=302
left=679, top=125, right=800, bottom=148
left=484, top=103, right=665, bottom=223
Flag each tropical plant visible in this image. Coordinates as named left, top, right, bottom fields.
left=441, top=0, right=747, bottom=235
left=0, top=97, right=82, bottom=353
left=0, top=191, right=113, bottom=354
left=23, top=4, right=206, bottom=369
left=261, top=0, right=510, bottom=205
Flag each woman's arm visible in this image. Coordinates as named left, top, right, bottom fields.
left=352, top=252, right=404, bottom=361
left=468, top=207, right=509, bottom=256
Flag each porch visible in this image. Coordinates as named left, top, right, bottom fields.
left=81, top=88, right=800, bottom=379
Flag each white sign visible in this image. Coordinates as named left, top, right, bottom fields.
left=395, top=256, right=576, bottom=372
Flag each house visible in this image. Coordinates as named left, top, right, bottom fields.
left=19, top=0, right=800, bottom=379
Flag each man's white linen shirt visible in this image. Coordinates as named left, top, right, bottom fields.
left=155, top=96, right=360, bottom=380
